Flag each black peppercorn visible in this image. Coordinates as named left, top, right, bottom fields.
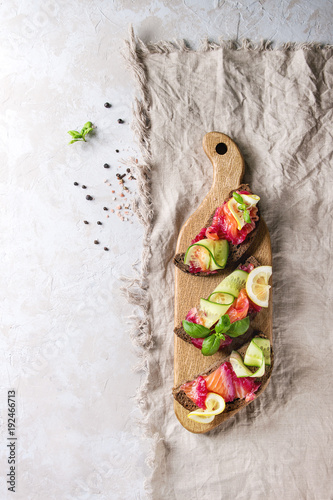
left=117, top=119, right=124, bottom=124
left=97, top=221, right=102, bottom=225
left=104, top=163, right=110, bottom=169
left=74, top=182, right=79, bottom=186
left=86, top=195, right=93, bottom=200
left=104, top=102, right=112, bottom=108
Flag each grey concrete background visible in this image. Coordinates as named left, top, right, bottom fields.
left=0, top=1, right=332, bottom=499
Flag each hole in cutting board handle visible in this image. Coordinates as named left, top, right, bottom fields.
left=215, top=142, right=228, bottom=155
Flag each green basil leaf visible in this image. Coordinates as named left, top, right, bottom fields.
left=243, top=210, right=252, bottom=224
left=201, top=334, right=221, bottom=356
left=182, top=320, right=211, bottom=338
left=68, top=139, right=82, bottom=144
left=81, top=121, right=93, bottom=131
left=215, top=314, right=231, bottom=334
left=82, top=128, right=93, bottom=138
left=215, top=332, right=226, bottom=341
left=239, top=204, right=247, bottom=211
left=227, top=316, right=250, bottom=337
left=68, top=131, right=82, bottom=138
left=233, top=192, right=244, bottom=204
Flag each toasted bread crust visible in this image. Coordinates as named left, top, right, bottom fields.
left=173, top=333, right=274, bottom=413
left=174, top=184, right=261, bottom=275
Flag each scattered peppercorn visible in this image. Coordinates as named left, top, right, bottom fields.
left=104, top=102, right=112, bottom=108
left=115, top=149, right=119, bottom=153
left=104, top=247, right=109, bottom=251
left=82, top=185, right=87, bottom=189
left=126, top=168, right=131, bottom=173
left=74, top=182, right=79, bottom=186
left=83, top=220, right=89, bottom=224
left=117, top=119, right=124, bottom=124
left=104, top=163, right=110, bottom=169
left=103, top=207, right=108, bottom=211
left=97, top=221, right=102, bottom=225
left=116, top=173, right=121, bottom=179
left=86, top=195, right=93, bottom=200
left=94, top=240, right=99, bottom=244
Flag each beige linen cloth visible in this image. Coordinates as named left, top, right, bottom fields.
left=125, top=28, right=333, bottom=500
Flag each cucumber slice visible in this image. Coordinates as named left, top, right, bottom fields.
left=208, top=291, right=234, bottom=305
left=229, top=351, right=253, bottom=377
left=212, top=239, right=229, bottom=269
left=230, top=349, right=265, bottom=378
left=244, top=339, right=267, bottom=368
left=246, top=338, right=271, bottom=366
left=212, top=269, right=249, bottom=298
left=184, top=238, right=229, bottom=271
left=199, top=239, right=229, bottom=269
left=184, top=244, right=211, bottom=271
left=199, top=298, right=231, bottom=329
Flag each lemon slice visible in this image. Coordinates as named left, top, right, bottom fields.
left=204, top=393, right=226, bottom=415
left=228, top=198, right=246, bottom=230
left=187, top=411, right=215, bottom=424
left=245, top=266, right=272, bottom=308
left=187, top=393, right=226, bottom=423
left=240, top=194, right=260, bottom=207
left=228, top=194, right=260, bottom=230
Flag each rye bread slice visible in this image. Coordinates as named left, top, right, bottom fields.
left=173, top=332, right=274, bottom=413
left=174, top=255, right=260, bottom=347
left=173, top=184, right=261, bottom=276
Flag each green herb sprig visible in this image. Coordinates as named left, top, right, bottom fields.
left=67, top=122, right=95, bottom=144
left=182, top=315, right=250, bottom=356
left=233, top=192, right=252, bottom=224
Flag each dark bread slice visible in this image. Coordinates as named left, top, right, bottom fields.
left=174, top=255, right=260, bottom=347
left=173, top=332, right=274, bottom=413
left=174, top=184, right=261, bottom=276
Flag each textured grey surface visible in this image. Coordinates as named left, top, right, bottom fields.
left=0, top=1, right=332, bottom=499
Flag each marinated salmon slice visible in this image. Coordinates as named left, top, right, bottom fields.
left=204, top=362, right=236, bottom=402
left=181, top=361, right=261, bottom=408
left=181, top=376, right=208, bottom=409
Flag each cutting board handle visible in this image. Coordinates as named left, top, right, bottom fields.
left=202, top=132, right=245, bottom=191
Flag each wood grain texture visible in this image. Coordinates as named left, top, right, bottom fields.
left=173, top=132, right=272, bottom=433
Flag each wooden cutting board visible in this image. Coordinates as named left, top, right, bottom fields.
left=173, top=132, right=272, bottom=433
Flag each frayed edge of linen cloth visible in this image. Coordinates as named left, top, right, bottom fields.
left=122, top=25, right=333, bottom=499
left=128, top=28, right=333, bottom=55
